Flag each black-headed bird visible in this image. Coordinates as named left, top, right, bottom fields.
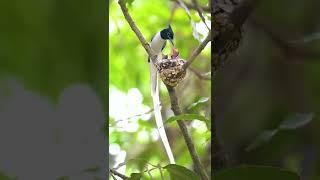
left=149, top=25, right=176, bottom=164
left=148, top=25, right=174, bottom=62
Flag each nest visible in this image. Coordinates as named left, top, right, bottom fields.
left=155, top=57, right=187, bottom=87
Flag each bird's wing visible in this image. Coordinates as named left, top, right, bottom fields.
left=161, top=40, right=167, bottom=51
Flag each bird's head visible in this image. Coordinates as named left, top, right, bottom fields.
left=160, top=25, right=174, bottom=46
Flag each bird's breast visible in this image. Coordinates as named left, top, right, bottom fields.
left=150, top=32, right=166, bottom=53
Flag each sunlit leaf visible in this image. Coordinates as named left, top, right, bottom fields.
left=164, top=164, right=200, bottom=180
left=165, top=114, right=208, bottom=124
left=187, top=97, right=210, bottom=112
left=278, top=113, right=314, bottom=130
left=215, top=165, right=300, bottom=180
left=204, top=131, right=211, bottom=142
left=125, top=0, right=135, bottom=6
left=128, top=173, right=143, bottom=180
left=245, top=129, right=278, bottom=151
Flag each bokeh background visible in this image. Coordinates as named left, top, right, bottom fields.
left=109, top=0, right=211, bottom=179
left=0, top=0, right=107, bottom=179
left=214, top=0, right=320, bottom=179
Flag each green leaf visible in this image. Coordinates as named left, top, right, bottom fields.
left=204, top=131, right=211, bottom=142
left=187, top=97, right=210, bottom=112
left=215, top=165, right=300, bottom=180
left=128, top=173, right=142, bottom=180
left=125, top=0, right=135, bottom=6
left=165, top=114, right=208, bottom=124
left=245, top=129, right=278, bottom=151
left=164, top=164, right=200, bottom=180
left=278, top=113, right=314, bottom=130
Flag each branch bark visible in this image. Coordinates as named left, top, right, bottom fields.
left=118, top=0, right=156, bottom=62
left=212, top=0, right=260, bottom=74
left=110, top=169, right=128, bottom=179
left=191, top=0, right=210, bottom=30
left=189, top=67, right=211, bottom=81
left=173, top=0, right=211, bottom=12
left=166, top=84, right=210, bottom=180
left=184, top=32, right=212, bottom=69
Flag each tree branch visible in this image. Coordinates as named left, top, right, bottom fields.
left=189, top=67, right=211, bottom=81
left=191, top=0, right=210, bottom=30
left=118, top=0, right=156, bottom=62
left=173, top=0, right=211, bottom=12
left=184, top=32, right=212, bottom=69
left=165, top=84, right=210, bottom=180
left=110, top=169, right=128, bottom=179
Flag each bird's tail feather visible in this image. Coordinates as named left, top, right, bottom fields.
left=150, top=54, right=175, bottom=164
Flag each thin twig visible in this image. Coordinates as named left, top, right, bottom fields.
left=191, top=0, right=210, bottom=30
left=173, top=0, right=211, bottom=12
left=146, top=167, right=154, bottom=180
left=165, top=84, right=210, bottom=180
left=113, top=108, right=154, bottom=123
left=189, top=67, right=211, bottom=80
left=184, top=32, right=212, bottom=69
left=118, top=0, right=156, bottom=62
left=110, top=173, right=117, bottom=180
left=158, top=164, right=165, bottom=180
left=110, top=169, right=129, bottom=179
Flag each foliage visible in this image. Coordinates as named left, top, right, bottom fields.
left=164, top=164, right=200, bottom=180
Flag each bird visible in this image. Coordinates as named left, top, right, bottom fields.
left=148, top=25, right=174, bottom=62
left=149, top=25, right=176, bottom=164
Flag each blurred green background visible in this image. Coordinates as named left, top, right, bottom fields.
left=0, top=0, right=107, bottom=178
left=0, top=0, right=106, bottom=105
left=109, top=0, right=211, bottom=179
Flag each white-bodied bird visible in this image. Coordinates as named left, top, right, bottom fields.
left=149, top=25, right=175, bottom=164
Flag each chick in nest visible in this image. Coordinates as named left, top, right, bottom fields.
left=156, top=48, right=187, bottom=87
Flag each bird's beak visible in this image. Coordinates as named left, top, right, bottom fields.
left=169, top=39, right=174, bottom=48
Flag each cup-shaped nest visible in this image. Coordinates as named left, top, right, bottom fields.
left=156, top=57, right=187, bottom=87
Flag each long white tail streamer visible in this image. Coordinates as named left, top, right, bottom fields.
left=150, top=53, right=175, bottom=164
